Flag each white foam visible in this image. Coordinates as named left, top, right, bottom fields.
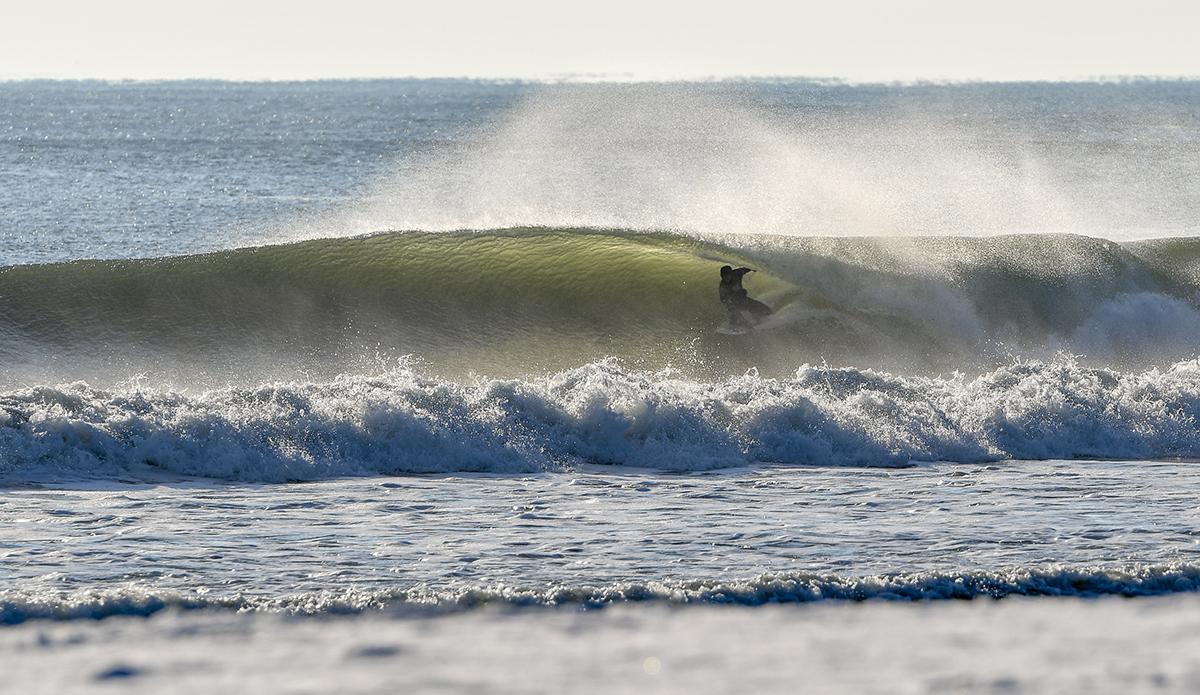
left=1070, top=292, right=1200, bottom=358
left=4, top=357, right=1200, bottom=481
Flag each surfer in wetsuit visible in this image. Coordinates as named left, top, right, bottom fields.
left=719, top=265, right=773, bottom=328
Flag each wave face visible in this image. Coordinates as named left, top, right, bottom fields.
left=3, top=228, right=1200, bottom=387
left=0, top=229, right=731, bottom=387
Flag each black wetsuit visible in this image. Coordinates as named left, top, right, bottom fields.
left=719, top=266, right=772, bottom=327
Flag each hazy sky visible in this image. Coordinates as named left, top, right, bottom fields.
left=3, top=0, right=1199, bottom=82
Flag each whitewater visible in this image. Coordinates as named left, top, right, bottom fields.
left=4, top=79, right=1200, bottom=693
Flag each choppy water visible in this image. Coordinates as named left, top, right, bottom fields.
left=5, top=459, right=1200, bottom=625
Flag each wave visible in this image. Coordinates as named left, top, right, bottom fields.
left=6, top=562, right=1200, bottom=624
left=3, top=229, right=1200, bottom=390
left=0, top=228, right=742, bottom=387
left=5, top=228, right=1200, bottom=479
left=3, top=358, right=1200, bottom=481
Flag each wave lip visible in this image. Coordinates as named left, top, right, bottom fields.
left=5, top=563, right=1200, bottom=625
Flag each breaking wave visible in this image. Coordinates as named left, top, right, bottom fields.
left=3, top=357, right=1200, bottom=482
left=4, top=229, right=1200, bottom=389
left=6, top=562, right=1200, bottom=624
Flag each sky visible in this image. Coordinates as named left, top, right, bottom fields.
left=2, top=0, right=1199, bottom=82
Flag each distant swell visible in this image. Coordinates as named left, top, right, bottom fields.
left=5, top=562, right=1200, bottom=624
left=3, top=358, right=1200, bottom=482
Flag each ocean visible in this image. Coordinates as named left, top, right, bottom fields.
left=4, top=78, right=1200, bottom=693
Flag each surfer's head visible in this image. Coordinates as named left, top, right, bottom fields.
left=720, top=265, right=733, bottom=279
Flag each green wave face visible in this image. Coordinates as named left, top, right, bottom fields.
left=0, top=229, right=789, bottom=387
left=4, top=228, right=1200, bottom=389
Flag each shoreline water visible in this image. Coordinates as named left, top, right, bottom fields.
left=3, top=459, right=1199, bottom=627
left=5, top=596, right=1199, bottom=694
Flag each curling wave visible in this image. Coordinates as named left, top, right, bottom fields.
left=3, top=229, right=1200, bottom=389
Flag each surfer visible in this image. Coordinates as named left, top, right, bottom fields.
left=719, top=265, right=773, bottom=328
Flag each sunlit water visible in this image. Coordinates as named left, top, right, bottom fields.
left=5, top=79, right=1200, bottom=692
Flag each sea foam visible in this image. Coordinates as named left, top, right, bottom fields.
left=5, top=561, right=1200, bottom=625
left=3, top=357, right=1199, bottom=483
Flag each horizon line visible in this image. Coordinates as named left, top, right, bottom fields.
left=3, top=74, right=1200, bottom=87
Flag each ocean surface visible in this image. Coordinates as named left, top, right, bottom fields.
left=5, top=78, right=1200, bottom=692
